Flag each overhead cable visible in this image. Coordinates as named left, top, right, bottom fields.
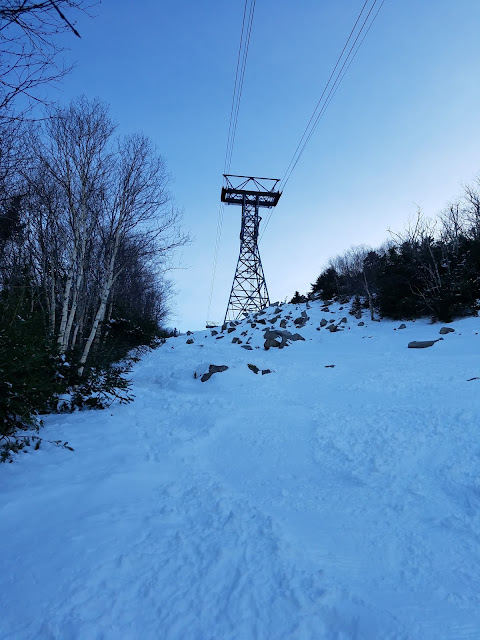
left=260, top=0, right=385, bottom=242
left=224, top=0, right=256, bottom=174
left=281, top=0, right=383, bottom=190
left=207, top=0, right=256, bottom=324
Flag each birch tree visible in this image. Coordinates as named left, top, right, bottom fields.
left=23, top=97, right=188, bottom=378
left=77, top=133, right=186, bottom=376
left=35, top=97, right=114, bottom=354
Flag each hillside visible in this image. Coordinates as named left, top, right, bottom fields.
left=1, top=300, right=480, bottom=639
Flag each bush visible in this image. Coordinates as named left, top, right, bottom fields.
left=0, top=304, right=64, bottom=440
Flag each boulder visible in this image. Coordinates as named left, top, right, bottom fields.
left=358, top=321, right=365, bottom=327
left=211, top=330, right=218, bottom=336
left=294, top=317, right=307, bottom=328
left=274, top=307, right=282, bottom=314
left=355, top=312, right=362, bottom=320
left=200, top=364, right=229, bottom=382
left=261, top=369, right=273, bottom=375
left=263, top=329, right=304, bottom=350
left=398, top=323, right=407, bottom=330
left=320, top=318, right=328, bottom=327
left=241, top=345, right=253, bottom=350
left=340, top=317, right=348, bottom=324
left=439, top=327, right=455, bottom=334
left=232, top=337, right=240, bottom=344
left=186, top=338, right=194, bottom=344
left=247, top=364, right=259, bottom=375
left=186, top=330, right=193, bottom=335
left=408, top=340, right=441, bottom=349
left=257, top=318, right=267, bottom=325
left=227, top=327, right=236, bottom=333
left=221, top=323, right=228, bottom=332
left=280, top=318, right=288, bottom=329
left=327, top=324, right=338, bottom=332
left=264, top=335, right=283, bottom=350
left=290, top=333, right=305, bottom=342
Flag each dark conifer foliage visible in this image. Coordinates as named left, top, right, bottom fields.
left=290, top=290, right=307, bottom=304
left=311, top=267, right=339, bottom=301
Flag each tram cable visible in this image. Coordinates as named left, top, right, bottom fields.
left=208, top=0, right=385, bottom=319
left=207, top=0, right=256, bottom=324
left=260, top=0, right=385, bottom=241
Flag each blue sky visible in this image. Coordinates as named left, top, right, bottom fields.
left=51, top=0, right=480, bottom=330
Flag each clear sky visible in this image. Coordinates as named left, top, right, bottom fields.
left=49, top=0, right=480, bottom=330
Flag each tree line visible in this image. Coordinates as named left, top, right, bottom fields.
left=0, top=97, right=187, bottom=456
left=1, top=3, right=188, bottom=458
left=294, top=181, right=480, bottom=322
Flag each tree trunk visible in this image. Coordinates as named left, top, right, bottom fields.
left=57, top=247, right=77, bottom=352
left=363, top=272, right=375, bottom=321
left=49, top=266, right=56, bottom=336
left=77, top=240, right=119, bottom=377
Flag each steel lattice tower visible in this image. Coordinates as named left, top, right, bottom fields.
left=221, top=175, right=281, bottom=322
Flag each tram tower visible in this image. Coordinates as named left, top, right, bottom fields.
left=221, top=175, right=281, bottom=322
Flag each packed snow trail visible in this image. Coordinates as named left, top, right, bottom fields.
left=1, top=301, right=480, bottom=639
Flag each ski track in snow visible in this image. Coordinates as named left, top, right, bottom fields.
left=1, top=301, right=480, bottom=639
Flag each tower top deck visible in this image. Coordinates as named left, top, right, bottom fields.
left=221, top=174, right=282, bottom=208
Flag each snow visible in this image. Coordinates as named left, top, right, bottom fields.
left=1, top=300, right=480, bottom=639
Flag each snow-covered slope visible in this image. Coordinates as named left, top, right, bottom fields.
left=1, top=300, right=480, bottom=639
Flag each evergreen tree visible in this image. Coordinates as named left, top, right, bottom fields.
left=290, top=291, right=306, bottom=304
left=311, top=267, right=339, bottom=301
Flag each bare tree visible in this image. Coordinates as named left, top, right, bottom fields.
left=30, top=97, right=114, bottom=353
left=77, top=133, right=187, bottom=376
left=25, top=97, right=188, bottom=376
left=439, top=203, right=465, bottom=250
left=0, top=1, right=92, bottom=120
left=463, top=180, right=480, bottom=239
